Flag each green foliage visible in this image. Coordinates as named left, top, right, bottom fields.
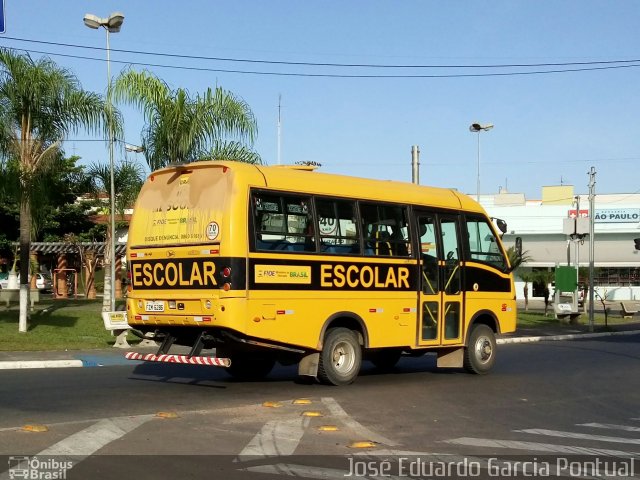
left=534, top=269, right=555, bottom=286
left=506, top=246, right=533, bottom=270
left=85, top=160, right=145, bottom=217
left=207, top=140, right=262, bottom=164
left=113, top=68, right=259, bottom=171
left=0, top=49, right=120, bottom=330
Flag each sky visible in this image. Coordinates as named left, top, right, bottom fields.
left=2, top=1, right=640, bottom=199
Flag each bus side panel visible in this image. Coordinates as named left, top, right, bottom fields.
left=244, top=290, right=417, bottom=350
left=463, top=262, right=517, bottom=335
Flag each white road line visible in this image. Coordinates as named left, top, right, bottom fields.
left=0, top=415, right=154, bottom=480
left=321, top=397, right=399, bottom=447
left=38, top=415, right=154, bottom=456
left=237, top=417, right=310, bottom=461
left=443, top=437, right=640, bottom=458
left=517, top=428, right=640, bottom=445
left=243, top=463, right=367, bottom=480
left=579, top=422, right=640, bottom=433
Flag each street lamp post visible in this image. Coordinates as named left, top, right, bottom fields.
left=84, top=12, right=124, bottom=312
left=469, top=122, right=494, bottom=202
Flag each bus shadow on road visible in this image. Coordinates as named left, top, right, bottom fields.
left=125, top=352, right=467, bottom=388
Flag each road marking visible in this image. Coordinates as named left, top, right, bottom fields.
left=38, top=415, right=154, bottom=456
left=443, top=437, right=640, bottom=458
left=243, top=463, right=365, bottom=479
left=578, top=422, right=640, bottom=433
left=517, top=428, right=640, bottom=445
left=237, top=417, right=310, bottom=460
left=321, top=397, right=399, bottom=447
left=0, top=415, right=154, bottom=480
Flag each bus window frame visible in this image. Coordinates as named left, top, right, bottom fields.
left=250, top=188, right=416, bottom=260
left=462, top=213, right=508, bottom=272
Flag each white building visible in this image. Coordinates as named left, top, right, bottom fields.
left=482, top=185, right=640, bottom=301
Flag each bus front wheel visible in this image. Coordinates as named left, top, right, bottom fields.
left=463, top=324, right=496, bottom=374
left=318, top=328, right=362, bottom=386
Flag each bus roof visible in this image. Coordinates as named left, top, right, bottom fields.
left=153, top=160, right=483, bottom=213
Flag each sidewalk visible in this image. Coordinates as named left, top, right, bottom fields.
left=0, top=313, right=638, bottom=370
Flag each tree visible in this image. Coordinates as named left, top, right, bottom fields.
left=534, top=269, right=555, bottom=316
left=86, top=160, right=145, bottom=311
left=0, top=49, right=118, bottom=332
left=113, top=69, right=260, bottom=171
left=518, top=271, right=535, bottom=311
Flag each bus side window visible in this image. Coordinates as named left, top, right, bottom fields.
left=252, top=191, right=314, bottom=252
left=316, top=198, right=360, bottom=255
left=361, top=203, right=411, bottom=257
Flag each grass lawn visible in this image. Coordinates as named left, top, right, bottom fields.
left=517, top=309, right=634, bottom=329
left=0, top=297, right=133, bottom=351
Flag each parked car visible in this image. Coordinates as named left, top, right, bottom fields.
left=0, top=273, right=52, bottom=291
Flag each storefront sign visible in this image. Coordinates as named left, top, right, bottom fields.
left=594, top=209, right=640, bottom=223
left=568, top=209, right=640, bottom=223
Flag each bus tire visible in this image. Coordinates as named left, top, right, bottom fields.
left=318, top=328, right=362, bottom=386
left=463, top=324, right=496, bottom=374
left=226, top=355, right=276, bottom=380
left=370, top=348, right=402, bottom=371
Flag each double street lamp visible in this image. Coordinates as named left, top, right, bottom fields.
left=83, top=12, right=124, bottom=312
left=469, top=122, right=494, bottom=203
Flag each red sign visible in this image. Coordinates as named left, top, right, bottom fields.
left=568, top=209, right=589, bottom=218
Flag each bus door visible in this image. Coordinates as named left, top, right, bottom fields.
left=416, top=213, right=463, bottom=346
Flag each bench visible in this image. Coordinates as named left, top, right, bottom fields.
left=620, top=302, right=639, bottom=319
left=0, top=289, right=40, bottom=310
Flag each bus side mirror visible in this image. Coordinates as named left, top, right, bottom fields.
left=496, top=219, right=507, bottom=234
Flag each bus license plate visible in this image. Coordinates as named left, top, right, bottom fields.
left=145, top=301, right=165, bottom=312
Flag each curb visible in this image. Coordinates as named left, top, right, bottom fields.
left=0, top=354, right=143, bottom=370
left=498, top=329, right=639, bottom=344
left=0, top=359, right=84, bottom=370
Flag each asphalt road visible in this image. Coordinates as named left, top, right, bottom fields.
left=0, top=334, right=638, bottom=479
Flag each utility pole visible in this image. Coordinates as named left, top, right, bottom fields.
left=411, top=145, right=420, bottom=184
left=573, top=195, right=580, bottom=312
left=587, top=167, right=596, bottom=332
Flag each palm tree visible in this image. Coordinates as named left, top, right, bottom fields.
left=534, top=269, right=555, bottom=316
left=518, top=271, right=535, bottom=310
left=113, top=69, right=260, bottom=171
left=0, top=49, right=118, bottom=332
left=506, top=245, right=532, bottom=270
left=86, top=160, right=145, bottom=312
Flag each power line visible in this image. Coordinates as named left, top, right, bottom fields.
left=3, top=44, right=640, bottom=79
left=3, top=36, right=640, bottom=69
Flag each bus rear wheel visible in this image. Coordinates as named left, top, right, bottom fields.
left=318, top=328, right=362, bottom=386
left=463, top=324, right=496, bottom=374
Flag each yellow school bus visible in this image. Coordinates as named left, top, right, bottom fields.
left=125, top=160, right=518, bottom=385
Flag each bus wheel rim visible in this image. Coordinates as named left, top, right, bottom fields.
left=332, top=341, right=355, bottom=373
left=474, top=336, right=492, bottom=363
